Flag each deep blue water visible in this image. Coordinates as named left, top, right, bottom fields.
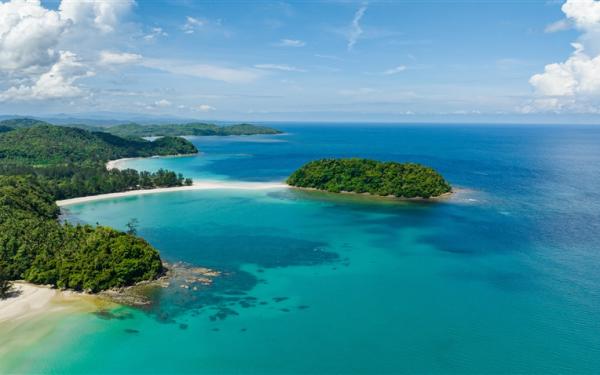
left=5, top=124, right=600, bottom=374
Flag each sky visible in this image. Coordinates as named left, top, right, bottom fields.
left=0, top=0, right=599, bottom=123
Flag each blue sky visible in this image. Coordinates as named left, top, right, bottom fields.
left=0, top=0, right=599, bottom=123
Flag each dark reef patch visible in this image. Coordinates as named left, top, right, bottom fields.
left=132, top=234, right=339, bottom=323
left=93, top=309, right=134, bottom=321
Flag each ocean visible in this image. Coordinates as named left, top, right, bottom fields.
left=4, top=123, right=600, bottom=374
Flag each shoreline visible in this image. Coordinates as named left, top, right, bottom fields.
left=105, top=153, right=198, bottom=170
left=288, top=185, right=455, bottom=202
left=0, top=282, right=109, bottom=370
left=57, top=180, right=289, bottom=206
left=0, top=282, right=104, bottom=325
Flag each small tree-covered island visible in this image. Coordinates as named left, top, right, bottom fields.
left=287, top=158, right=452, bottom=199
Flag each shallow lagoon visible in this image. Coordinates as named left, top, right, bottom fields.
left=4, top=124, right=600, bottom=373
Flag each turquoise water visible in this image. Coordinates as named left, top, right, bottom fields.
left=7, top=124, right=600, bottom=373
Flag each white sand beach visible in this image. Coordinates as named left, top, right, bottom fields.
left=105, top=154, right=195, bottom=170
left=0, top=282, right=99, bottom=324
left=57, top=180, right=288, bottom=206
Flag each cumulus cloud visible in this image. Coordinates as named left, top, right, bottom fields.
left=59, top=0, right=134, bottom=33
left=528, top=0, right=600, bottom=112
left=0, top=0, right=68, bottom=71
left=562, top=0, right=600, bottom=30
left=0, top=51, right=93, bottom=101
left=348, top=3, right=367, bottom=51
left=274, top=39, right=305, bottom=47
left=254, top=64, right=305, bottom=72
left=99, top=51, right=142, bottom=65
left=0, top=0, right=135, bottom=101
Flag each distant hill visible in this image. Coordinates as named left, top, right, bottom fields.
left=0, top=118, right=51, bottom=129
left=0, top=118, right=282, bottom=138
left=105, top=122, right=283, bottom=138
left=0, top=125, right=197, bottom=165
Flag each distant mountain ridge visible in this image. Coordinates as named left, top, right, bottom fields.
left=0, top=118, right=282, bottom=137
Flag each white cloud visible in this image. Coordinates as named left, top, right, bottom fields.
left=0, top=51, right=93, bottom=101
left=195, top=104, right=216, bottom=112
left=545, top=19, right=571, bottom=33
left=254, top=64, right=305, bottom=72
left=531, top=43, right=600, bottom=96
left=154, top=99, right=171, bottom=107
left=274, top=39, right=305, bottom=47
left=562, top=0, right=600, bottom=30
left=0, top=0, right=68, bottom=71
left=348, top=3, right=367, bottom=51
left=382, top=65, right=407, bottom=75
left=143, top=59, right=260, bottom=83
left=99, top=51, right=142, bottom=65
left=0, top=0, right=135, bottom=102
left=528, top=0, right=600, bottom=112
left=182, top=16, right=204, bottom=34
left=59, top=0, right=135, bottom=33
left=144, top=27, right=168, bottom=42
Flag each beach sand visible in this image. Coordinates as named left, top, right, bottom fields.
left=0, top=282, right=107, bottom=367
left=57, top=180, right=288, bottom=206
left=0, top=282, right=102, bottom=324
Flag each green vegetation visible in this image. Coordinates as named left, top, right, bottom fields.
left=0, top=118, right=51, bottom=129
left=104, top=122, right=283, bottom=138
left=287, top=158, right=452, bottom=199
left=0, top=176, right=163, bottom=292
left=0, top=267, right=12, bottom=299
left=0, top=125, right=196, bottom=165
left=0, top=121, right=200, bottom=292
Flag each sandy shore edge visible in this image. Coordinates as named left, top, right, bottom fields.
left=57, top=180, right=288, bottom=206
left=0, top=282, right=101, bottom=324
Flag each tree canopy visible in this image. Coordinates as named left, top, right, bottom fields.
left=0, top=176, right=163, bottom=292
left=0, top=124, right=199, bottom=292
left=104, top=122, right=282, bottom=138
left=0, top=125, right=196, bottom=165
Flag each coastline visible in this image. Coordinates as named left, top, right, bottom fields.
left=0, top=282, right=110, bottom=372
left=288, top=185, right=455, bottom=202
left=105, top=153, right=198, bottom=170
left=57, top=180, right=288, bottom=206
left=0, top=282, right=102, bottom=324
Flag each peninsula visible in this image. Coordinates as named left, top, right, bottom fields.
left=104, top=122, right=283, bottom=138
left=0, top=121, right=200, bottom=294
left=287, top=158, right=452, bottom=199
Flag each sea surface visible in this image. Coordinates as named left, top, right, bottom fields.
left=4, top=123, right=600, bottom=374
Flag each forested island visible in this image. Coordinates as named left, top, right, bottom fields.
left=0, top=120, right=200, bottom=294
left=287, top=158, right=452, bottom=199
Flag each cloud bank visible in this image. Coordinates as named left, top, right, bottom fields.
left=528, top=0, right=600, bottom=113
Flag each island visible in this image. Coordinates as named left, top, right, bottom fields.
left=0, top=121, right=200, bottom=294
left=286, top=158, right=452, bottom=199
